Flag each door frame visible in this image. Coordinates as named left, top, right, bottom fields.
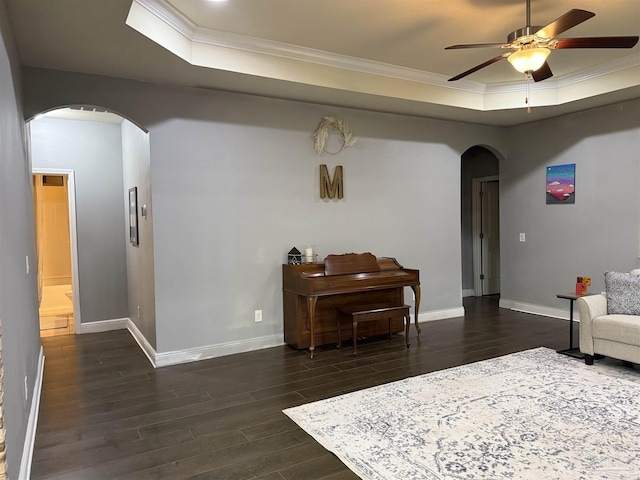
left=32, top=168, right=81, bottom=332
left=472, top=175, right=499, bottom=297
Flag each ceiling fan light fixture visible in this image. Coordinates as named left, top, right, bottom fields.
left=508, top=46, right=550, bottom=74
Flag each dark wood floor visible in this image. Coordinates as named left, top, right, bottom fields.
left=33, top=296, right=582, bottom=479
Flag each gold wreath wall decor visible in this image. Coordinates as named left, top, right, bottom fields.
left=313, top=116, right=357, bottom=155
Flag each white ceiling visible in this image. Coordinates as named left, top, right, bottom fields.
left=6, top=0, right=640, bottom=126
left=40, top=107, right=124, bottom=125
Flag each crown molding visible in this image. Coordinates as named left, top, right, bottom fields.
left=557, top=53, right=640, bottom=88
left=128, top=0, right=640, bottom=112
left=193, top=25, right=465, bottom=87
left=133, top=0, right=486, bottom=93
left=135, top=0, right=197, bottom=39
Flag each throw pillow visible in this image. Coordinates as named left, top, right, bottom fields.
left=605, top=271, right=640, bottom=315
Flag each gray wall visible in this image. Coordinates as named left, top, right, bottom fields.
left=147, top=94, right=502, bottom=352
left=461, top=146, right=500, bottom=292
left=122, top=120, right=156, bottom=348
left=30, top=117, right=129, bottom=323
left=20, top=68, right=640, bottom=358
left=501, top=99, right=640, bottom=309
left=0, top=1, right=42, bottom=476
left=22, top=68, right=507, bottom=354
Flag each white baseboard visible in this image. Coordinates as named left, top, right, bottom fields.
left=417, top=306, right=466, bottom=323
left=76, top=317, right=130, bottom=334
left=76, top=307, right=464, bottom=368
left=126, top=319, right=158, bottom=368
left=154, top=306, right=465, bottom=367
left=154, top=334, right=285, bottom=368
left=499, top=298, right=579, bottom=322
left=127, top=320, right=285, bottom=368
left=71, top=307, right=467, bottom=369
left=462, top=289, right=475, bottom=298
left=19, top=346, right=44, bottom=480
left=72, top=317, right=285, bottom=367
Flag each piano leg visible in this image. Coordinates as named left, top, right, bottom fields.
left=353, top=321, right=358, bottom=356
left=404, top=312, right=411, bottom=348
left=411, top=285, right=421, bottom=336
left=307, top=296, right=318, bottom=358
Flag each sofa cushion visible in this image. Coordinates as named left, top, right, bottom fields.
left=605, top=271, right=640, bottom=315
left=592, top=314, right=640, bottom=345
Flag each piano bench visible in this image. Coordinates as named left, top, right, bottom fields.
left=336, top=304, right=411, bottom=356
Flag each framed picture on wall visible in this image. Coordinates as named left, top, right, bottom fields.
left=546, top=163, right=575, bottom=204
left=129, top=187, right=139, bottom=246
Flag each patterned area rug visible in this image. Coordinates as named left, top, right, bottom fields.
left=283, top=348, right=640, bottom=479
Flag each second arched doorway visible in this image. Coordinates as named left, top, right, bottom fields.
left=461, top=145, right=500, bottom=297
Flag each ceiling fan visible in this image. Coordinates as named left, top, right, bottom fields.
left=445, top=0, right=639, bottom=82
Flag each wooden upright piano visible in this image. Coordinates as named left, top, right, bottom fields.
left=282, top=252, right=420, bottom=357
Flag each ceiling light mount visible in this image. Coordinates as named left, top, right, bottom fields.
left=507, top=26, right=544, bottom=44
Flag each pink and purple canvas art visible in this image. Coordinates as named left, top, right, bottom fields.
left=546, top=163, right=575, bottom=204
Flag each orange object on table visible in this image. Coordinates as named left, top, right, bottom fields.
left=575, top=282, right=587, bottom=296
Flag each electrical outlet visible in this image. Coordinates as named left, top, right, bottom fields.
left=254, top=310, right=262, bottom=322
left=519, top=233, right=526, bottom=242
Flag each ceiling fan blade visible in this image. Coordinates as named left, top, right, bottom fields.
left=448, top=52, right=511, bottom=81
left=531, top=62, right=553, bottom=82
left=553, top=36, right=639, bottom=49
left=535, top=9, right=595, bottom=39
left=445, top=43, right=510, bottom=50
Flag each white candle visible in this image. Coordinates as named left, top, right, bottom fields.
left=305, top=247, right=313, bottom=263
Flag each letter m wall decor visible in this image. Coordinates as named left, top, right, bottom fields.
left=320, top=164, right=344, bottom=199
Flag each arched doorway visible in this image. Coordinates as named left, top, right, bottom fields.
left=461, top=146, right=500, bottom=297
left=28, top=106, right=154, bottom=340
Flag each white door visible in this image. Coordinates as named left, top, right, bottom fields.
left=32, top=168, right=81, bottom=333
left=481, top=180, right=500, bottom=295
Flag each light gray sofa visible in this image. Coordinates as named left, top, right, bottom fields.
left=578, top=294, right=640, bottom=365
